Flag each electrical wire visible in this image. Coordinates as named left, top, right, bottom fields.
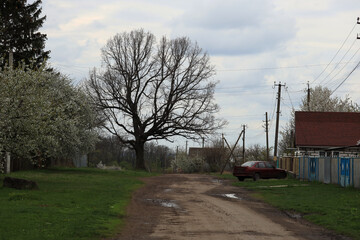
left=319, top=38, right=358, bottom=86
left=217, top=61, right=356, bottom=72
left=310, top=22, right=358, bottom=85
left=331, top=59, right=360, bottom=95
left=285, top=87, right=295, bottom=110
left=268, top=88, right=277, bottom=131
left=324, top=44, right=360, bottom=88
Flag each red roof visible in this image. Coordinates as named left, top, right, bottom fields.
left=295, top=111, right=360, bottom=147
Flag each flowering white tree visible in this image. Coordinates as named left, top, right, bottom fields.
left=0, top=65, right=98, bottom=167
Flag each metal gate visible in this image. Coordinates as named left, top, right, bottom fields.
left=340, top=158, right=351, bottom=187
left=309, top=157, right=317, bottom=181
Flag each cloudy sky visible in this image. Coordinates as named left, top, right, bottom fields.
left=40, top=0, right=360, bottom=152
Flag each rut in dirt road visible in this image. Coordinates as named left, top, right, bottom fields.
left=114, top=174, right=348, bottom=240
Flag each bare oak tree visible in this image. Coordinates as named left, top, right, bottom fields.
left=86, top=29, right=224, bottom=169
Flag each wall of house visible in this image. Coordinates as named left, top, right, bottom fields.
left=279, top=156, right=360, bottom=188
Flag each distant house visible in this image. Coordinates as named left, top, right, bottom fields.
left=295, top=111, right=360, bottom=157
left=188, top=147, right=208, bottom=158
left=188, top=147, right=224, bottom=158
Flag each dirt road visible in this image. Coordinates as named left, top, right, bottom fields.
left=113, top=174, right=347, bottom=240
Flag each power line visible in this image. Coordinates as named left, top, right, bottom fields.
left=326, top=49, right=360, bottom=89
left=331, top=59, right=360, bottom=95
left=217, top=61, right=357, bottom=72
left=50, top=62, right=92, bottom=69
left=222, top=114, right=264, bottom=119
left=319, top=39, right=359, bottom=86
left=285, top=87, right=295, bottom=110
left=310, top=21, right=358, bottom=85
left=328, top=19, right=360, bottom=93
left=215, top=91, right=274, bottom=96
left=269, top=87, right=277, bottom=131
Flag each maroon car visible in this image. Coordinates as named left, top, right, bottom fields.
left=233, top=161, right=287, bottom=181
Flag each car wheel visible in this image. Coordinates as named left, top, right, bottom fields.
left=253, top=173, right=260, bottom=181
left=237, top=177, right=244, bottom=182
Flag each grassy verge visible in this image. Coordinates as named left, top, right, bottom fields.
left=0, top=168, right=156, bottom=240
left=217, top=173, right=360, bottom=239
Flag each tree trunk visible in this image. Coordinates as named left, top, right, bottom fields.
left=134, top=141, right=146, bottom=170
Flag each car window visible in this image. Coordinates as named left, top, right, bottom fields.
left=241, top=161, right=255, bottom=167
left=258, top=162, right=266, bottom=168
left=264, top=162, right=274, bottom=168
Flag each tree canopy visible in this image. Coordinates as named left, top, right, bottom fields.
left=0, top=65, right=98, bottom=167
left=0, top=0, right=50, bottom=69
left=86, top=29, right=225, bottom=169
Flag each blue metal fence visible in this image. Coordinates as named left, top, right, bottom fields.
left=297, top=156, right=360, bottom=188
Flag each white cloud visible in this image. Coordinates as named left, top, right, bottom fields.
left=171, top=0, right=296, bottom=55
left=36, top=0, right=360, bottom=149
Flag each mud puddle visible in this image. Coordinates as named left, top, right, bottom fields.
left=211, top=179, right=223, bottom=183
left=146, top=198, right=180, bottom=209
left=257, top=184, right=309, bottom=188
left=216, top=193, right=241, bottom=200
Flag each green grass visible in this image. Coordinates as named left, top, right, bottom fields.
left=0, top=168, right=156, bottom=240
left=218, top=173, right=360, bottom=239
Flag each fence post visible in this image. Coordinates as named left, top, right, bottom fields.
left=352, top=158, right=354, bottom=187
left=317, top=158, right=319, bottom=181
left=303, top=156, right=305, bottom=180
left=337, top=156, right=340, bottom=185
left=5, top=152, right=10, bottom=174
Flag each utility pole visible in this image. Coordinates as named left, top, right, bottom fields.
left=307, top=81, right=311, bottom=111
left=202, top=137, right=205, bottom=148
left=185, top=140, right=188, bottom=155
left=220, top=130, right=244, bottom=174
left=264, top=112, right=269, bottom=161
left=273, top=82, right=285, bottom=162
left=221, top=133, right=224, bottom=149
left=242, top=125, right=246, bottom=163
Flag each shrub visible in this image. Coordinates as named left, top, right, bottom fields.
left=171, top=153, right=207, bottom=173
left=119, top=161, right=133, bottom=170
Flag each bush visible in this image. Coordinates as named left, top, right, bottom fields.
left=119, top=161, right=133, bottom=170
left=171, top=153, right=207, bottom=173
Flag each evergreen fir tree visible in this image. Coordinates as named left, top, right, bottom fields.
left=0, top=0, right=50, bottom=69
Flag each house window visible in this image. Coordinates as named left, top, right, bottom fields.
left=320, top=152, right=325, bottom=157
